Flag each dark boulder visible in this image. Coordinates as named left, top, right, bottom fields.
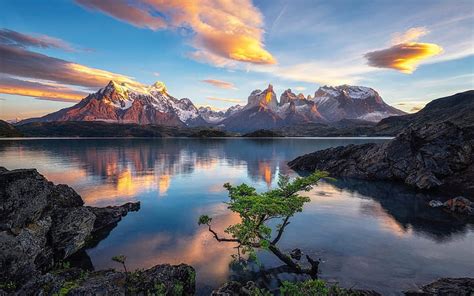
left=405, top=278, right=474, bottom=295
left=0, top=167, right=140, bottom=287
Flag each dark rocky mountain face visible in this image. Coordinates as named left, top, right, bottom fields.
left=375, top=90, right=474, bottom=136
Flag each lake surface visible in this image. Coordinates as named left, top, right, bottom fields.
left=1, top=138, right=473, bottom=295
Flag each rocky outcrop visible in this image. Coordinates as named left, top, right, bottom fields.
left=405, top=278, right=474, bottom=295
left=15, top=264, right=195, bottom=295
left=0, top=167, right=140, bottom=287
left=289, top=122, right=474, bottom=194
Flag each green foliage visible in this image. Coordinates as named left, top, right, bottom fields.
left=153, top=282, right=167, bottom=295
left=172, top=282, right=184, bottom=295
left=0, top=281, right=17, bottom=291
left=279, top=280, right=366, bottom=296
left=249, top=287, right=273, bottom=296
left=112, top=255, right=126, bottom=264
left=55, top=281, right=79, bottom=296
left=198, top=215, right=212, bottom=225
left=201, top=171, right=328, bottom=256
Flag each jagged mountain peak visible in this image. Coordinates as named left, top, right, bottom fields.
left=316, top=84, right=377, bottom=100
left=312, top=84, right=404, bottom=122
left=246, top=83, right=278, bottom=111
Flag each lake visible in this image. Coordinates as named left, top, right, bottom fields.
left=0, top=138, right=473, bottom=295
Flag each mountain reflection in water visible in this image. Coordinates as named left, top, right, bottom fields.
left=0, top=138, right=472, bottom=295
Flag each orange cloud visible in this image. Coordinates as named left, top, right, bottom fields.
left=365, top=27, right=443, bottom=73
left=201, top=79, right=236, bottom=89
left=75, top=0, right=276, bottom=65
left=206, top=96, right=243, bottom=103
left=0, top=77, right=87, bottom=102
left=0, top=44, right=138, bottom=88
left=365, top=42, right=443, bottom=73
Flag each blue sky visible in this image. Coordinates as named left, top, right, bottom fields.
left=1, top=0, right=473, bottom=120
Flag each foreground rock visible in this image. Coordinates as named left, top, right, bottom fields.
left=15, top=264, right=195, bottom=295
left=0, top=167, right=140, bottom=288
left=405, top=278, right=474, bottom=295
left=289, top=122, right=474, bottom=194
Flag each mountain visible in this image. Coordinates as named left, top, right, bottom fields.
left=17, top=80, right=405, bottom=132
left=0, top=120, right=22, bottom=137
left=19, top=81, right=207, bottom=127
left=220, top=84, right=284, bottom=131
left=218, top=84, right=400, bottom=132
left=311, top=85, right=406, bottom=122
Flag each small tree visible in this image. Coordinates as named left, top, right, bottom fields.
left=112, top=255, right=128, bottom=273
left=198, top=171, right=329, bottom=277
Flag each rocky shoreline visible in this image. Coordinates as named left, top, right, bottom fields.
left=289, top=121, right=474, bottom=196
left=0, top=167, right=195, bottom=295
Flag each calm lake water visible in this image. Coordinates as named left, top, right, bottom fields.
left=1, top=138, right=473, bottom=295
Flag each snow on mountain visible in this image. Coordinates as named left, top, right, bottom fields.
left=311, top=84, right=405, bottom=122
left=198, top=107, right=226, bottom=123
left=198, top=105, right=244, bottom=123
left=23, top=80, right=205, bottom=126
left=20, top=80, right=405, bottom=130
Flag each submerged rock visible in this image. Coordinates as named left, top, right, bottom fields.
left=428, top=200, right=444, bottom=208
left=443, top=197, right=473, bottom=215
left=0, top=167, right=140, bottom=288
left=289, top=122, right=474, bottom=194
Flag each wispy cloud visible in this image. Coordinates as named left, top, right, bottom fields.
left=206, top=96, right=243, bottom=103
left=0, top=44, right=137, bottom=88
left=0, top=28, right=76, bottom=51
left=201, top=79, right=236, bottom=89
left=390, top=27, right=429, bottom=44
left=75, top=0, right=275, bottom=65
left=0, top=76, right=88, bottom=102
left=76, top=0, right=166, bottom=30
left=365, top=27, right=443, bottom=73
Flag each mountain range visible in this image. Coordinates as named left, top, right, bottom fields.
left=3, top=90, right=472, bottom=138
left=18, top=80, right=405, bottom=131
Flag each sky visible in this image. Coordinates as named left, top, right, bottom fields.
left=0, top=0, right=473, bottom=121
